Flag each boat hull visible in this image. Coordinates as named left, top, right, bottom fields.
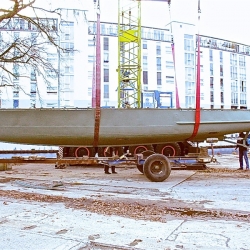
left=0, top=108, right=250, bottom=146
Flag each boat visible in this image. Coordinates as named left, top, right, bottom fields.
left=0, top=108, right=249, bottom=146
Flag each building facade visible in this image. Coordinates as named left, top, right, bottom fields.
left=0, top=9, right=250, bottom=109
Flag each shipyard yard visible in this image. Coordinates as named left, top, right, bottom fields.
left=0, top=152, right=250, bottom=250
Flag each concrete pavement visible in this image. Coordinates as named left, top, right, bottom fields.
left=0, top=153, right=250, bottom=250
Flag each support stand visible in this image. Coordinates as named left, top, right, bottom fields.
left=206, top=138, right=220, bottom=164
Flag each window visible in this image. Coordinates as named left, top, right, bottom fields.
left=143, top=42, right=147, bottom=49
left=30, top=82, right=36, bottom=93
left=47, top=86, right=57, bottom=93
left=239, top=67, right=246, bottom=80
left=13, top=91, right=19, bottom=98
left=221, top=92, right=224, bottom=103
left=30, top=69, right=36, bottom=81
left=184, top=34, right=194, bottom=51
left=185, top=67, right=194, bottom=80
left=210, top=63, right=213, bottom=76
left=230, top=53, right=237, bottom=66
left=143, top=71, right=148, bottom=85
left=185, top=53, right=194, bottom=66
left=210, top=77, right=214, bottom=89
left=104, top=68, right=109, bottom=82
left=13, top=32, right=20, bottom=40
left=240, top=80, right=246, bottom=92
left=65, top=66, right=70, bottom=73
left=88, top=87, right=92, bottom=97
left=160, top=31, right=166, bottom=41
left=231, top=92, right=238, bottom=105
left=185, top=81, right=195, bottom=95
left=185, top=96, right=195, bottom=108
left=46, top=102, right=57, bottom=108
left=13, top=18, right=19, bottom=29
left=200, top=79, right=204, bottom=86
left=166, top=61, right=174, bottom=69
left=230, top=66, right=237, bottom=79
left=143, top=55, right=148, bottom=70
left=30, top=92, right=36, bottom=98
left=231, top=80, right=238, bottom=92
left=156, top=45, right=161, bottom=55
left=154, top=29, right=160, bottom=40
left=104, top=84, right=109, bottom=98
left=239, top=55, right=246, bottom=67
left=166, top=76, right=174, bottom=85
left=220, top=78, right=223, bottom=90
left=104, top=52, right=109, bottom=63
left=101, top=24, right=106, bottom=34
left=104, top=37, right=109, bottom=51
left=88, top=55, right=94, bottom=63
left=220, top=51, right=223, bottom=63
left=13, top=100, right=19, bottom=109
left=220, top=65, right=223, bottom=76
left=13, top=64, right=19, bottom=80
left=210, top=91, right=214, bottom=102
left=64, top=33, right=70, bottom=40
left=240, top=93, right=246, bottom=105
left=156, top=57, right=161, bottom=71
left=61, top=24, right=74, bottom=41
left=88, top=39, right=95, bottom=46
left=61, top=75, right=73, bottom=90
left=165, top=46, right=172, bottom=54
left=110, top=24, right=117, bottom=36
left=61, top=42, right=74, bottom=52
left=157, top=72, right=161, bottom=85
left=209, top=50, right=213, bottom=61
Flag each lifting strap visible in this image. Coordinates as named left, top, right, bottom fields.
left=187, top=0, right=201, bottom=141
left=92, top=35, right=96, bottom=108
left=93, top=4, right=101, bottom=147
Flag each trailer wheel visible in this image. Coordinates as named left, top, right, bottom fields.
left=143, top=154, right=171, bottom=182
left=75, top=147, right=92, bottom=157
left=155, top=143, right=181, bottom=157
left=136, top=150, right=155, bottom=174
left=129, top=145, right=154, bottom=156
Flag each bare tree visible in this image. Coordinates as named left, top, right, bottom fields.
left=0, top=0, right=68, bottom=90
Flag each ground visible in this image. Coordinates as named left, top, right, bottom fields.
left=0, top=153, right=250, bottom=249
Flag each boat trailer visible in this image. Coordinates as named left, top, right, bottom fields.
left=0, top=150, right=211, bottom=182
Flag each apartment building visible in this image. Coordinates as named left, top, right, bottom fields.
left=0, top=9, right=89, bottom=108
left=0, top=9, right=250, bottom=109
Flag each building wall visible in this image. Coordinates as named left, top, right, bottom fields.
left=1, top=9, right=250, bottom=110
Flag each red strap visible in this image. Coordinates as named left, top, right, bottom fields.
left=93, top=107, right=101, bottom=147
left=93, top=12, right=101, bottom=147
left=187, top=35, right=201, bottom=141
left=171, top=43, right=180, bottom=108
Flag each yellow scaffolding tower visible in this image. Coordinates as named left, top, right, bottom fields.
left=117, top=0, right=141, bottom=108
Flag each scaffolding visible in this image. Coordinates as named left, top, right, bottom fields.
left=117, top=0, right=142, bottom=108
